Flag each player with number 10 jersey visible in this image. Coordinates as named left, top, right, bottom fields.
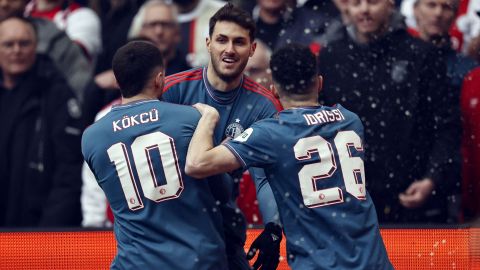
left=82, top=100, right=227, bottom=269
left=81, top=41, right=227, bottom=270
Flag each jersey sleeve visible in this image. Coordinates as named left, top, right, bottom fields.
left=224, top=123, right=277, bottom=169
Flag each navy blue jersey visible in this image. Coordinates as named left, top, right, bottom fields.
left=163, top=67, right=282, bottom=247
left=82, top=100, right=227, bottom=270
left=225, top=105, right=393, bottom=270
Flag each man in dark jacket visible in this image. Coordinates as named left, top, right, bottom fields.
left=0, top=16, right=83, bottom=227
left=318, top=0, right=461, bottom=223
left=0, top=0, right=93, bottom=101
left=252, top=0, right=329, bottom=50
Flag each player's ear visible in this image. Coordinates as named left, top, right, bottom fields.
left=206, top=37, right=211, bottom=53
left=154, top=70, right=164, bottom=90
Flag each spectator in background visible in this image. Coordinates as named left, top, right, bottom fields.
left=413, top=0, right=478, bottom=88
left=173, top=0, right=224, bottom=67
left=315, top=0, right=352, bottom=47
left=91, top=0, right=189, bottom=94
left=26, top=0, right=102, bottom=62
left=456, top=0, right=480, bottom=55
left=93, top=0, right=141, bottom=75
left=460, top=67, right=480, bottom=222
left=0, top=0, right=93, bottom=101
left=413, top=0, right=477, bottom=222
left=83, top=0, right=190, bottom=125
left=303, top=0, right=343, bottom=22
left=318, top=0, right=460, bottom=223
left=0, top=17, right=83, bottom=227
left=81, top=0, right=140, bottom=125
left=252, top=0, right=328, bottom=51
left=244, top=39, right=272, bottom=89
left=128, top=0, right=190, bottom=74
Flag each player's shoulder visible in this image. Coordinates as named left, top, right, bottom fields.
left=81, top=115, right=107, bottom=148
left=242, top=76, right=283, bottom=111
left=330, top=104, right=364, bottom=130
left=164, top=67, right=203, bottom=92
left=158, top=101, right=201, bottom=122
left=246, top=116, right=279, bottom=134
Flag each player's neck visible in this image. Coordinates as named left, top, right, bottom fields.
left=121, top=93, right=156, bottom=105
left=206, top=65, right=243, bottom=92
left=281, top=100, right=320, bottom=110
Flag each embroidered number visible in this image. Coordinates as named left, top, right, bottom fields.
left=107, top=132, right=184, bottom=211
left=293, top=131, right=365, bottom=208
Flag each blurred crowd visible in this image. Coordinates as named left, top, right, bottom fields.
left=0, top=0, right=479, bottom=228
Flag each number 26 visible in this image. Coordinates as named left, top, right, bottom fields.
left=294, top=130, right=366, bottom=208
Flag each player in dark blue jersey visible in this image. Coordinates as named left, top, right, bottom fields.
left=185, top=44, right=394, bottom=270
left=162, top=3, right=283, bottom=270
left=81, top=41, right=227, bottom=269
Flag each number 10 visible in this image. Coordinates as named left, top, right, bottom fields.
left=107, top=132, right=184, bottom=211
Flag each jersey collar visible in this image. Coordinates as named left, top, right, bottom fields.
left=202, top=67, right=243, bottom=104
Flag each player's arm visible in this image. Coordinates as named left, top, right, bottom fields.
left=185, top=103, right=243, bottom=179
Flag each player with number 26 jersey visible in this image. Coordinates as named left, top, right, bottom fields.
left=225, top=104, right=393, bottom=270
left=82, top=100, right=227, bottom=269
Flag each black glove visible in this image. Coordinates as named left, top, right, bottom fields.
left=246, top=222, right=283, bottom=270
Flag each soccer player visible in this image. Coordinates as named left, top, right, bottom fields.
left=185, top=44, right=394, bottom=270
left=81, top=41, right=227, bottom=269
left=162, top=3, right=283, bottom=270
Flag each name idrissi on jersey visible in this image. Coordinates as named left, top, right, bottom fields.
left=303, top=109, right=345, bottom=126
left=112, top=109, right=159, bottom=132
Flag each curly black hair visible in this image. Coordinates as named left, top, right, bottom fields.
left=112, top=41, right=164, bottom=98
left=270, top=43, right=317, bottom=95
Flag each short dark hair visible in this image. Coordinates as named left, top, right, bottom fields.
left=209, top=3, right=255, bottom=41
left=270, top=44, right=317, bottom=95
left=112, top=41, right=164, bottom=98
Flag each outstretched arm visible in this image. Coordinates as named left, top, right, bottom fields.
left=185, top=103, right=242, bottom=178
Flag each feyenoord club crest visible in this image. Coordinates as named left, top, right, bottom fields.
left=225, top=118, right=244, bottom=139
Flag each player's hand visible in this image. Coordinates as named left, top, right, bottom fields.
left=247, top=222, right=282, bottom=270
left=192, top=103, right=219, bottom=120
left=398, top=178, right=435, bottom=208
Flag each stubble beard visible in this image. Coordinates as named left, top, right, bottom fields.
left=211, top=55, right=248, bottom=83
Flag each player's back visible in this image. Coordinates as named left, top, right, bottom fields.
left=229, top=105, right=393, bottom=269
left=81, top=100, right=227, bottom=270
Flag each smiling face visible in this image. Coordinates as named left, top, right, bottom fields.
left=347, top=0, right=394, bottom=43
left=414, top=0, right=457, bottom=39
left=207, top=20, right=256, bottom=83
